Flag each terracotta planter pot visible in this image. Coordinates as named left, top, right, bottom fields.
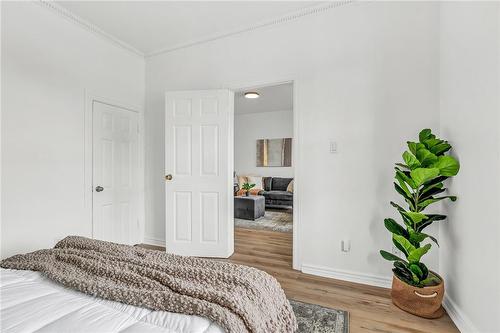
left=391, top=273, right=445, bottom=319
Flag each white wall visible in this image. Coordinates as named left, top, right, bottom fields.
left=1, top=2, right=145, bottom=258
left=439, top=2, right=500, bottom=332
left=235, top=110, right=293, bottom=178
left=145, top=2, right=441, bottom=277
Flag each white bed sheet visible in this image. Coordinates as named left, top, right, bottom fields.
left=0, top=268, right=224, bottom=333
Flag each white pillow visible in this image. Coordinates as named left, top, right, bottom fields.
left=247, top=176, right=263, bottom=190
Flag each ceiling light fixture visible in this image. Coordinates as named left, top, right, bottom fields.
left=244, top=92, right=260, bottom=99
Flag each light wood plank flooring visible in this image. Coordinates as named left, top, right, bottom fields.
left=141, top=227, right=459, bottom=333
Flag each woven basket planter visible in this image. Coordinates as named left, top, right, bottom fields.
left=391, top=273, right=445, bottom=319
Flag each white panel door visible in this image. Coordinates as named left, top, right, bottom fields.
left=165, top=90, right=234, bottom=257
left=93, top=101, right=139, bottom=245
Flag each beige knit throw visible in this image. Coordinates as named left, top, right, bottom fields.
left=0, top=236, right=297, bottom=333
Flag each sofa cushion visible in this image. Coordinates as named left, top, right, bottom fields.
left=271, top=178, right=293, bottom=191
left=262, top=190, right=293, bottom=201
left=262, top=177, right=272, bottom=191
left=247, top=176, right=263, bottom=190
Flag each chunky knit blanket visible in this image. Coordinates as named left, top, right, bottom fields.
left=0, top=236, right=297, bottom=333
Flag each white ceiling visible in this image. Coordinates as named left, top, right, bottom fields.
left=235, top=83, right=293, bottom=115
left=55, top=1, right=321, bottom=55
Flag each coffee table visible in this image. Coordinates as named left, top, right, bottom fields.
left=234, top=195, right=265, bottom=220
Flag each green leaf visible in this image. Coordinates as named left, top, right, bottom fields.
left=423, top=138, right=443, bottom=149
left=393, top=235, right=416, bottom=256
left=380, top=250, right=407, bottom=262
left=417, top=196, right=457, bottom=210
left=394, top=183, right=414, bottom=208
left=393, top=269, right=417, bottom=286
left=417, top=262, right=429, bottom=280
left=392, top=237, right=408, bottom=256
left=426, top=234, right=439, bottom=247
left=422, top=175, right=448, bottom=188
left=395, top=169, right=417, bottom=189
left=390, top=201, right=405, bottom=212
left=408, top=142, right=426, bottom=156
left=433, top=156, right=460, bottom=177
left=416, top=149, right=438, bottom=167
left=430, top=143, right=451, bottom=156
left=403, top=211, right=428, bottom=224
left=408, top=229, right=439, bottom=247
left=410, top=168, right=440, bottom=187
left=384, top=218, right=408, bottom=237
left=409, top=263, right=424, bottom=280
left=395, top=163, right=410, bottom=170
left=419, top=129, right=433, bottom=143
left=408, top=229, right=427, bottom=244
left=420, top=186, right=445, bottom=200
left=417, top=214, right=447, bottom=232
left=402, top=151, right=421, bottom=170
left=420, top=275, right=441, bottom=286
left=408, top=243, right=431, bottom=263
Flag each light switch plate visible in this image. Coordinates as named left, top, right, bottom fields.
left=330, top=141, right=338, bottom=153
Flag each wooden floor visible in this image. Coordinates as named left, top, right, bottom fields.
left=142, top=228, right=459, bottom=333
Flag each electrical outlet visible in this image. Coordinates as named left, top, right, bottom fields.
left=341, top=240, right=351, bottom=253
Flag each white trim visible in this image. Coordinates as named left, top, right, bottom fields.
left=36, top=1, right=144, bottom=58
left=143, top=237, right=166, bottom=248
left=147, top=1, right=353, bottom=57
left=443, top=295, right=478, bottom=333
left=84, top=91, right=145, bottom=245
left=34, top=0, right=354, bottom=59
left=301, top=264, right=392, bottom=289
left=291, top=81, right=301, bottom=271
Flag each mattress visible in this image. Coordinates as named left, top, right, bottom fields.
left=0, top=268, right=224, bottom=333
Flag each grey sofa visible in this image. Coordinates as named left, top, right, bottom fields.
left=259, top=177, right=293, bottom=208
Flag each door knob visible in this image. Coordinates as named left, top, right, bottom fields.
left=95, top=186, right=104, bottom=192
left=165, top=174, right=173, bottom=181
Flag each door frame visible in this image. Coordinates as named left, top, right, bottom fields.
left=227, top=78, right=301, bottom=270
left=84, top=90, right=145, bottom=244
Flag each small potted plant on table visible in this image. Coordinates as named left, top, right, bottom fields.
left=241, top=182, right=255, bottom=196
left=380, top=129, right=460, bottom=318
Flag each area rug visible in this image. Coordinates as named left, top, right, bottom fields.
left=235, top=208, right=293, bottom=233
left=290, top=300, right=349, bottom=333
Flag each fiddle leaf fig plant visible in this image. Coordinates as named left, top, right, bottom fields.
left=380, top=129, right=460, bottom=287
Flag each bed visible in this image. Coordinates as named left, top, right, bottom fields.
left=0, top=268, right=224, bottom=333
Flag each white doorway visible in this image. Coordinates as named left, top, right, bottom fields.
left=232, top=81, right=299, bottom=269
left=91, top=101, right=140, bottom=245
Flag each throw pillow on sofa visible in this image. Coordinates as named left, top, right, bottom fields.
left=237, top=176, right=248, bottom=189
left=247, top=176, right=263, bottom=190
left=271, top=177, right=293, bottom=191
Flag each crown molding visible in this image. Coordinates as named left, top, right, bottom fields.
left=35, top=0, right=354, bottom=60
left=146, top=0, right=354, bottom=58
left=36, top=1, right=144, bottom=58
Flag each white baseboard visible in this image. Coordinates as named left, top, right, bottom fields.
left=143, top=236, right=166, bottom=247
left=442, top=295, right=478, bottom=333
left=301, top=263, right=392, bottom=289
